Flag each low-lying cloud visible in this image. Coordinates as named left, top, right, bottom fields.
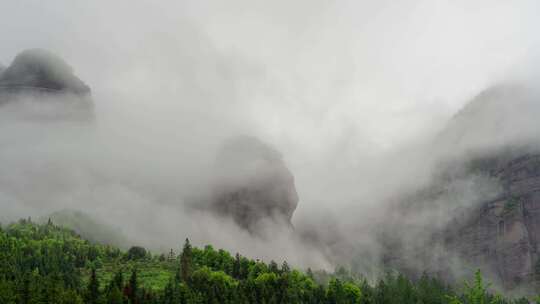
left=1, top=0, right=540, bottom=280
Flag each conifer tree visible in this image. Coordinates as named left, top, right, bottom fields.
left=281, top=261, right=290, bottom=273
left=128, top=268, right=139, bottom=304
left=180, top=238, right=193, bottom=283
left=232, top=253, right=241, bottom=279
left=107, top=286, right=124, bottom=304
left=86, top=268, right=100, bottom=304
left=269, top=260, right=279, bottom=273
left=307, top=267, right=314, bottom=279
left=168, top=248, right=175, bottom=261
left=107, top=270, right=123, bottom=292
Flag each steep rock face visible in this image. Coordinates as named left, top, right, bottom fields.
left=384, top=84, right=540, bottom=292
left=444, top=154, right=540, bottom=289
left=437, top=85, right=540, bottom=290
left=210, top=136, right=299, bottom=234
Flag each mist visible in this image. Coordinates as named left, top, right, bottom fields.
left=1, top=0, right=540, bottom=278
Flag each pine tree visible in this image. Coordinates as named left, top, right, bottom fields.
left=107, top=286, right=124, bottom=304
left=281, top=261, right=290, bottom=273
left=232, top=253, right=241, bottom=279
left=269, top=260, right=279, bottom=274
left=180, top=238, right=192, bottom=283
left=107, top=270, right=123, bottom=292
left=168, top=248, right=175, bottom=261
left=307, top=268, right=314, bottom=279
left=19, top=275, right=30, bottom=304
left=128, top=268, right=139, bottom=304
left=86, top=268, right=100, bottom=304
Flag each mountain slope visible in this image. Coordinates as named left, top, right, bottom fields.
left=383, top=84, right=540, bottom=292
left=41, top=209, right=131, bottom=249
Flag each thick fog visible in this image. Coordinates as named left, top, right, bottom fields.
left=1, top=0, right=540, bottom=275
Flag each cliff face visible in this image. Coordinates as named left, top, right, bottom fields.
left=383, top=84, right=540, bottom=292
left=444, top=154, right=540, bottom=289
left=210, top=136, right=299, bottom=234
left=438, top=85, right=540, bottom=290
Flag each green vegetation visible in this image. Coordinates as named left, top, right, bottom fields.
left=0, top=218, right=535, bottom=303
left=504, top=197, right=520, bottom=213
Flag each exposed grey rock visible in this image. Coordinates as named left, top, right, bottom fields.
left=441, top=85, right=540, bottom=290
left=0, top=49, right=93, bottom=120
left=384, top=84, right=540, bottom=292
left=444, top=155, right=540, bottom=289
left=0, top=49, right=90, bottom=95
left=210, top=136, right=299, bottom=234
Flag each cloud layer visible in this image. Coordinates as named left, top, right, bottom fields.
left=1, top=0, right=540, bottom=274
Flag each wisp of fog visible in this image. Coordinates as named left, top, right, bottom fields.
left=1, top=0, right=540, bottom=277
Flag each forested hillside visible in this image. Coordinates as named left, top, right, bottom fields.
left=0, top=219, right=537, bottom=303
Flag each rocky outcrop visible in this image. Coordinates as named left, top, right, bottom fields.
left=0, top=49, right=90, bottom=95
left=210, top=136, right=299, bottom=234
left=0, top=49, right=93, bottom=119
left=443, top=154, right=540, bottom=289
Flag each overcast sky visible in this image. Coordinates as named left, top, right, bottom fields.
left=2, top=0, right=538, bottom=151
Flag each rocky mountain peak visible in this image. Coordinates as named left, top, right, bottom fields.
left=0, top=49, right=90, bottom=95
left=210, top=136, right=299, bottom=234
left=0, top=49, right=93, bottom=120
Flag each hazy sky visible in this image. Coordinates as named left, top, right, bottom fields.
left=2, top=0, right=538, bottom=151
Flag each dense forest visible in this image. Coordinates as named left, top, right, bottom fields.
left=0, top=218, right=537, bottom=304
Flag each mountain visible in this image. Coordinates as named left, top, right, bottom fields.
left=209, top=136, right=299, bottom=234
left=0, top=48, right=90, bottom=95
left=0, top=49, right=93, bottom=120
left=384, top=84, right=540, bottom=292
